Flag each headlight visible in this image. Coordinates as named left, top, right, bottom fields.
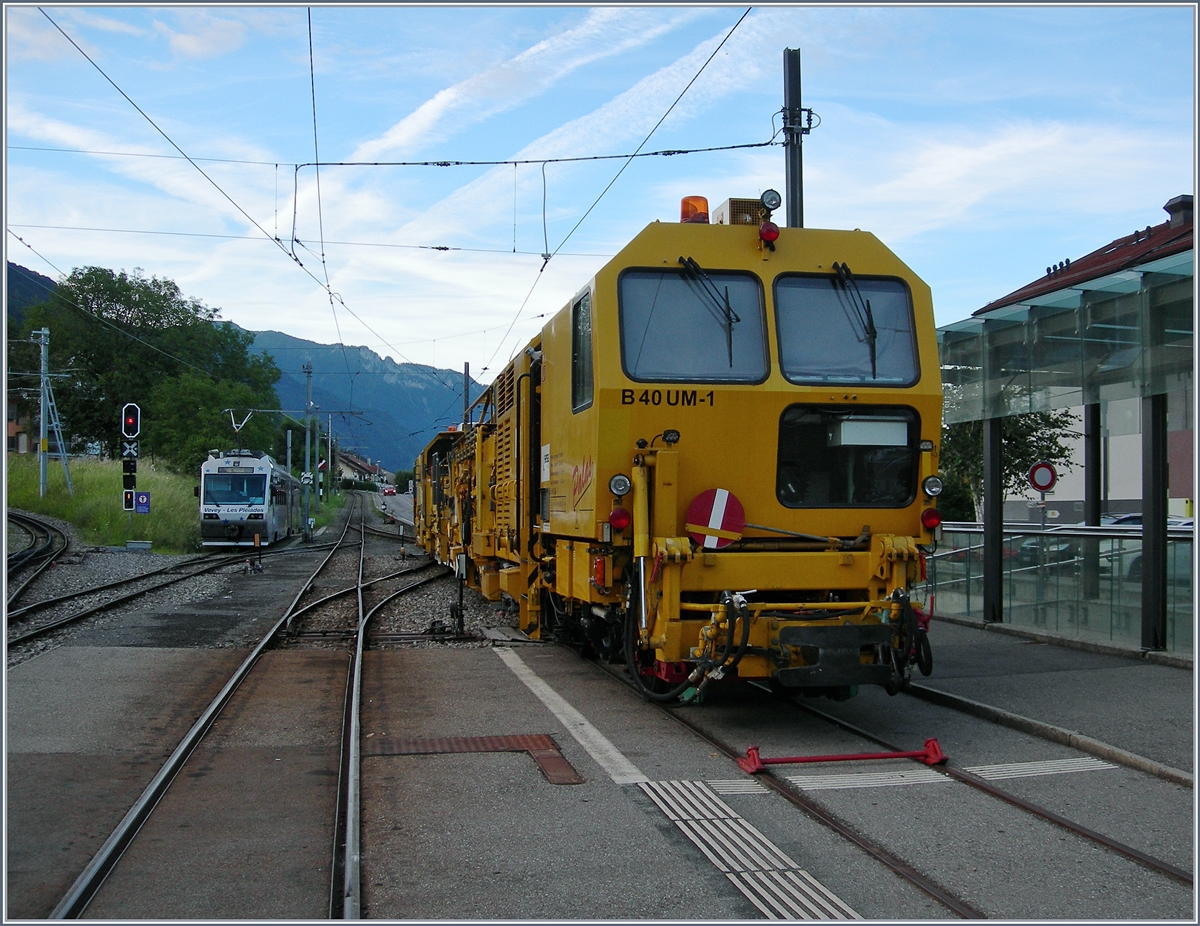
left=761, top=189, right=782, bottom=211
left=609, top=473, right=632, bottom=497
left=922, top=475, right=944, bottom=497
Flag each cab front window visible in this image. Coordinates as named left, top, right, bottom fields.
left=204, top=474, right=266, bottom=505
left=619, top=266, right=767, bottom=382
left=775, top=274, right=918, bottom=385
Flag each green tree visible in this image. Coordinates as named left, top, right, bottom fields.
left=21, top=266, right=281, bottom=470
left=939, top=409, right=1079, bottom=521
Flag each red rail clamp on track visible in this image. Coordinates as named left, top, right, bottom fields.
left=737, top=738, right=946, bottom=774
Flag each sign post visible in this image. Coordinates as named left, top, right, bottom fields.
left=1027, top=462, right=1058, bottom=533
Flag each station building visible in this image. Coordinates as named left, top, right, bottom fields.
left=932, top=194, right=1193, bottom=653
left=938, top=194, right=1193, bottom=522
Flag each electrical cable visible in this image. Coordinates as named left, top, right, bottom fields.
left=36, top=7, right=459, bottom=398
left=477, top=6, right=753, bottom=375
left=6, top=231, right=264, bottom=385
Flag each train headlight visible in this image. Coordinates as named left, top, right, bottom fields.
left=609, top=474, right=632, bottom=497
left=922, top=475, right=944, bottom=497
left=761, top=189, right=782, bottom=211
left=608, top=507, right=632, bottom=531
left=920, top=508, right=943, bottom=530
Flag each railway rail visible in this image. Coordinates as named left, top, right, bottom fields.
left=7, top=541, right=336, bottom=647
left=7, top=512, right=71, bottom=606
left=592, top=653, right=1191, bottom=918
left=45, top=493, right=452, bottom=919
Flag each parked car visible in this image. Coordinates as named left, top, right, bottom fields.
left=1016, top=535, right=1078, bottom=569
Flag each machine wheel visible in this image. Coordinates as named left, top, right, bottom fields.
left=915, top=629, right=933, bottom=677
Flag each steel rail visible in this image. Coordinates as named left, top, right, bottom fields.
left=7, top=540, right=336, bottom=625
left=594, top=661, right=985, bottom=919
left=6, top=513, right=70, bottom=604
left=794, top=700, right=1193, bottom=888
left=48, top=496, right=362, bottom=918
left=329, top=498, right=368, bottom=919
left=285, top=560, right=438, bottom=633
left=6, top=554, right=256, bottom=645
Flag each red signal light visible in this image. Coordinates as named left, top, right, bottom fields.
left=759, top=221, right=780, bottom=243
left=608, top=506, right=631, bottom=531
left=920, top=508, right=942, bottom=530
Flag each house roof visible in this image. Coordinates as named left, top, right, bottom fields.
left=975, top=195, right=1193, bottom=315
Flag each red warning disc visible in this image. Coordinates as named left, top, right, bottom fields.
left=685, top=488, right=746, bottom=550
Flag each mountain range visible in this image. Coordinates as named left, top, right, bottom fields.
left=6, top=262, right=481, bottom=472
left=248, top=329, right=482, bottom=473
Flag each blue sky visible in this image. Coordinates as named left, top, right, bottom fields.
left=5, top=4, right=1195, bottom=385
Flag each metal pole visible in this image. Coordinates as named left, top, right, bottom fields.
left=463, top=362, right=470, bottom=426
left=328, top=414, right=333, bottom=499
left=286, top=428, right=292, bottom=474
left=38, top=328, right=49, bottom=497
left=303, top=363, right=312, bottom=539
left=982, top=416, right=1004, bottom=623
left=783, top=48, right=804, bottom=228
left=1141, top=393, right=1168, bottom=650
left=1082, top=402, right=1102, bottom=598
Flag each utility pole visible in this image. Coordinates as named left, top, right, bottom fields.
left=783, top=48, right=806, bottom=229
left=327, top=413, right=333, bottom=499
left=303, top=362, right=313, bottom=539
left=38, top=328, right=49, bottom=497
left=463, top=362, right=470, bottom=426
left=286, top=428, right=292, bottom=474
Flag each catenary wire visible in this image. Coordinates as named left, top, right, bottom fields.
left=36, top=7, right=459, bottom=397
left=479, top=6, right=752, bottom=374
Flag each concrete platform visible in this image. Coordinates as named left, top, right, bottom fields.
left=6, top=647, right=249, bottom=918
left=921, top=619, right=1193, bottom=774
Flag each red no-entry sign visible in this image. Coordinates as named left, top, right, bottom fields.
left=1028, top=462, right=1057, bottom=493
left=685, top=488, right=746, bottom=550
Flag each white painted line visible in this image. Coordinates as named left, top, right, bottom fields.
left=493, top=647, right=648, bottom=784
left=708, top=778, right=770, bottom=794
left=965, top=757, right=1117, bottom=780
left=786, top=768, right=951, bottom=790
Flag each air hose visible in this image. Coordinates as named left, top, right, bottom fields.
left=625, top=590, right=753, bottom=705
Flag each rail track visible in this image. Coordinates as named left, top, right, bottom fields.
left=594, top=656, right=1191, bottom=918
left=46, top=493, right=453, bottom=919
left=7, top=512, right=71, bottom=606
left=6, top=540, right=339, bottom=648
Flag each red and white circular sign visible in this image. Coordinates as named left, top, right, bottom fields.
left=1028, top=462, right=1057, bottom=493
left=685, top=488, right=746, bottom=550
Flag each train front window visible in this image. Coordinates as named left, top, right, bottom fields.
left=204, top=475, right=267, bottom=505
left=774, top=274, right=918, bottom=385
left=777, top=405, right=918, bottom=508
left=619, top=267, right=767, bottom=382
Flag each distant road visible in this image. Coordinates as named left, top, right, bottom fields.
left=377, top=491, right=413, bottom=526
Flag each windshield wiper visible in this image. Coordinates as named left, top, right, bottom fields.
left=832, top=261, right=878, bottom=379
left=679, top=256, right=740, bottom=366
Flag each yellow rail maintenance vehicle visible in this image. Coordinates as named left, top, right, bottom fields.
left=415, top=191, right=944, bottom=703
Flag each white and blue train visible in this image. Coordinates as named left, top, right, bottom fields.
left=197, top=449, right=301, bottom=547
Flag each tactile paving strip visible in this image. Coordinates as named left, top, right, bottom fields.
left=639, top=780, right=859, bottom=920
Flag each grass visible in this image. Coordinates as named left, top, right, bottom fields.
left=6, top=454, right=201, bottom=553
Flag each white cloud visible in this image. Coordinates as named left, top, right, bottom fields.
left=5, top=7, right=99, bottom=60
left=151, top=11, right=248, bottom=60
left=350, top=7, right=710, bottom=160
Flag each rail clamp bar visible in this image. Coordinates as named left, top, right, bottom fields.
left=738, top=737, right=946, bottom=773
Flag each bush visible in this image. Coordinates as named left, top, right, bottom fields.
left=6, top=454, right=201, bottom=552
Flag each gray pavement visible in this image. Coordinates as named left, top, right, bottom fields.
left=918, top=619, right=1194, bottom=774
